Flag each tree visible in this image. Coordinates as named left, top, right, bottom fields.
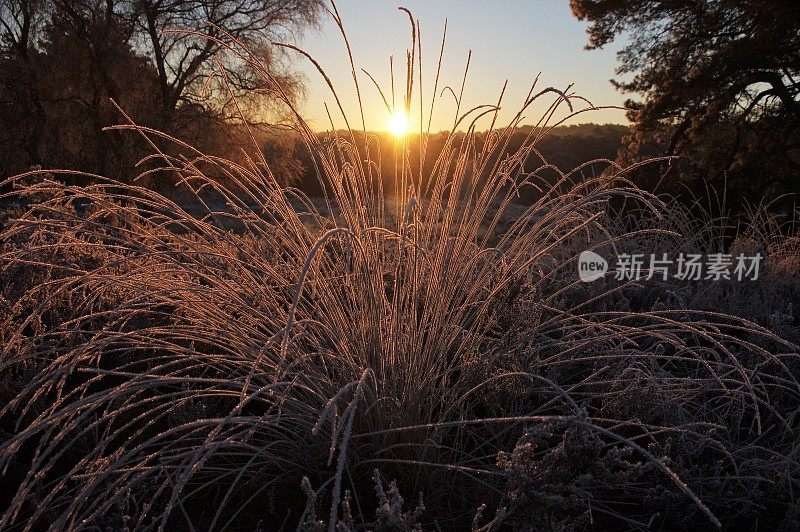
left=571, top=0, right=800, bottom=203
left=37, top=0, right=159, bottom=175
left=132, top=0, right=322, bottom=127
left=0, top=0, right=322, bottom=181
left=0, top=0, right=47, bottom=167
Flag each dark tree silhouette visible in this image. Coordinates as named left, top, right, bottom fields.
left=0, top=0, right=323, bottom=180
left=571, top=0, right=800, bottom=202
left=36, top=0, right=157, bottom=175
left=0, top=0, right=47, bottom=165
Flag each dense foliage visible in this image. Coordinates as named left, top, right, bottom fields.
left=0, top=0, right=322, bottom=179
left=571, top=0, right=800, bottom=203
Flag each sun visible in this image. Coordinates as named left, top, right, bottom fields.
left=388, top=110, right=409, bottom=137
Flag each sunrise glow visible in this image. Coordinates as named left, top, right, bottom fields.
left=388, top=110, right=410, bottom=137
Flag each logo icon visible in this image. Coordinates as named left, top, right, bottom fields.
left=578, top=251, right=608, bottom=282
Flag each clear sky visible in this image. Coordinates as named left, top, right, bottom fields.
left=292, top=0, right=630, bottom=133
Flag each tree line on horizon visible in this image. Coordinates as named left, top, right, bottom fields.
left=286, top=124, right=630, bottom=202
left=0, top=0, right=797, bottom=210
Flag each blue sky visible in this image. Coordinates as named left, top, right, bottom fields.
left=293, top=0, right=630, bottom=133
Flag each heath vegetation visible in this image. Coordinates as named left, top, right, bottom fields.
left=1, top=2, right=799, bottom=531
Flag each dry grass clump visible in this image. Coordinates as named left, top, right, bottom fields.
left=1, top=9, right=799, bottom=531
